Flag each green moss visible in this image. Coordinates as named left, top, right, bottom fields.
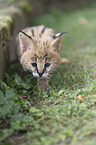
left=0, top=5, right=25, bottom=40
left=0, top=0, right=32, bottom=41
left=0, top=15, right=13, bottom=40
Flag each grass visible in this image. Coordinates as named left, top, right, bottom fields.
left=1, top=3, right=96, bottom=145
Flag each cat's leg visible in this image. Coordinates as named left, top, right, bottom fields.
left=37, top=78, right=49, bottom=96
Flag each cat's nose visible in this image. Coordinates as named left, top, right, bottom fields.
left=38, top=71, right=44, bottom=77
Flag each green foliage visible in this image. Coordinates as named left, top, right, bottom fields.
left=0, top=74, right=37, bottom=142
left=0, top=83, right=19, bottom=117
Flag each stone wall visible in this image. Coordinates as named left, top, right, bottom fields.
left=0, top=0, right=32, bottom=80
left=0, top=14, right=13, bottom=80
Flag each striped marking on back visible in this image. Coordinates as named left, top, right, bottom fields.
left=41, top=26, right=47, bottom=34
left=39, top=26, right=47, bottom=37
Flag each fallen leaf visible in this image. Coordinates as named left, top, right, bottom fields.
left=77, top=95, right=84, bottom=101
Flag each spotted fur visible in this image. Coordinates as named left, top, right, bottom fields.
left=18, top=25, right=69, bottom=90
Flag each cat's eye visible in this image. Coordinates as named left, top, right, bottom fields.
left=45, top=63, right=50, bottom=68
left=31, top=63, right=37, bottom=67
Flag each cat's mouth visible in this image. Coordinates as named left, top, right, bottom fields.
left=33, top=72, right=48, bottom=78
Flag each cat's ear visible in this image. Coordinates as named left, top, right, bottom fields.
left=18, top=31, right=35, bottom=55
left=50, top=32, right=66, bottom=53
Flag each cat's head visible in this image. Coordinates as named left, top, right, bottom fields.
left=18, top=31, right=69, bottom=78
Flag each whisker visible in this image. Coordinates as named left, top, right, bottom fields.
left=24, top=73, right=32, bottom=78
left=29, top=76, right=35, bottom=80
left=24, top=73, right=34, bottom=79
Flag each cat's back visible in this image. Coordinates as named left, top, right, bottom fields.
left=22, top=25, right=54, bottom=38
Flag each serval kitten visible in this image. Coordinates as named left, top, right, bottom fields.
left=18, top=25, right=69, bottom=91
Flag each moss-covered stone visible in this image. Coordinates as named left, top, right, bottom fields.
left=0, top=0, right=32, bottom=80
left=0, top=15, right=13, bottom=40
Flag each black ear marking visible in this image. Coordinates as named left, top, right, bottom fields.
left=52, top=35, right=57, bottom=39
left=18, top=31, right=34, bottom=55
left=19, top=31, right=32, bottom=40
left=59, top=32, right=67, bottom=37
left=52, top=32, right=67, bottom=39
